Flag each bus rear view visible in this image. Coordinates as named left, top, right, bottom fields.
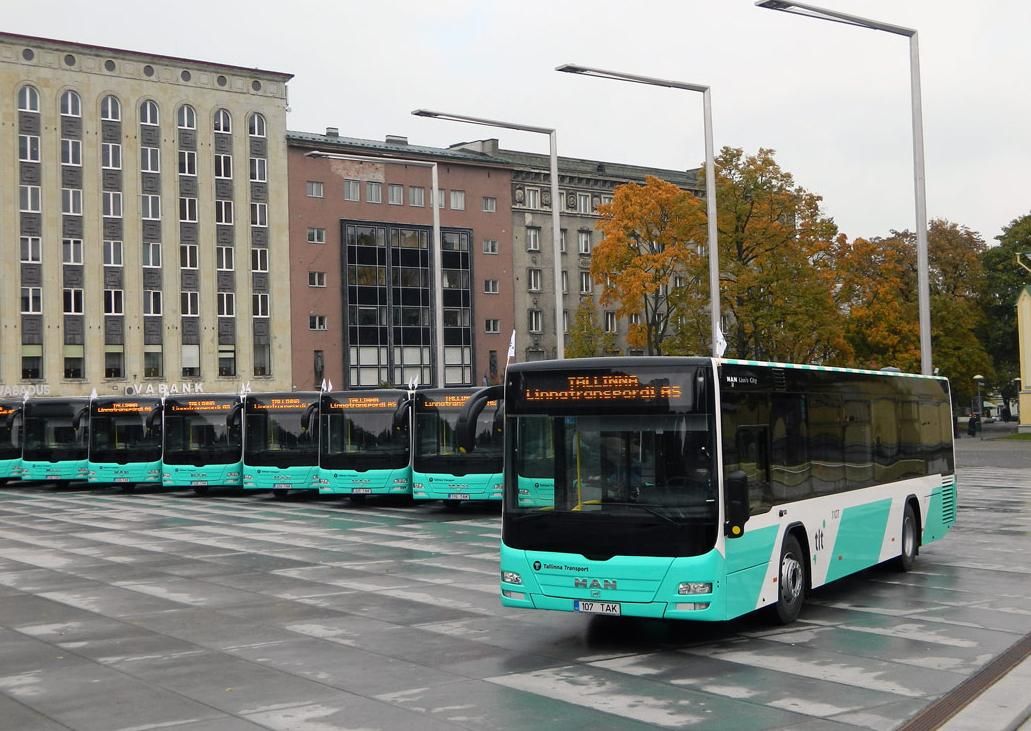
left=162, top=395, right=242, bottom=493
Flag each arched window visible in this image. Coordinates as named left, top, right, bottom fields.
left=213, top=108, right=232, bottom=134
left=60, top=90, right=81, bottom=117
left=139, top=100, right=159, bottom=126
left=100, top=95, right=121, bottom=121
left=248, top=112, right=266, bottom=138
left=18, top=85, right=40, bottom=112
left=177, top=104, right=196, bottom=130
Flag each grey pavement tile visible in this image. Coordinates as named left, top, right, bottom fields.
left=38, top=584, right=184, bottom=618
left=218, top=597, right=355, bottom=627
left=272, top=563, right=422, bottom=592
left=0, top=629, right=96, bottom=676
left=243, top=698, right=470, bottom=731
left=0, top=693, right=70, bottom=731
left=112, top=577, right=268, bottom=609
left=191, top=551, right=319, bottom=572
left=158, top=718, right=271, bottom=731
left=828, top=696, right=938, bottom=731
left=118, top=606, right=302, bottom=650
left=203, top=570, right=367, bottom=600
left=0, top=593, right=108, bottom=628
left=906, top=603, right=1031, bottom=635
left=289, top=587, right=485, bottom=625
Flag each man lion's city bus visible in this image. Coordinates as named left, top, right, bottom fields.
left=242, top=392, right=320, bottom=499
left=87, top=396, right=162, bottom=489
left=318, top=390, right=412, bottom=502
left=162, top=395, right=243, bottom=494
left=0, top=400, right=23, bottom=483
left=412, top=388, right=503, bottom=506
left=468, top=357, right=955, bottom=624
left=20, top=398, right=90, bottom=485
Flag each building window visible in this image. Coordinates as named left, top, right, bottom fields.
left=19, top=135, right=40, bottom=162
left=408, top=186, right=425, bottom=207
left=181, top=344, right=200, bottom=378
left=63, top=288, right=84, bottom=314
left=104, top=351, right=123, bottom=379
left=144, top=350, right=163, bottom=378
left=580, top=271, right=593, bottom=294
left=250, top=202, right=268, bottom=227
left=483, top=239, right=498, bottom=255
left=366, top=181, right=382, bottom=203
left=388, top=184, right=404, bottom=205
left=217, top=292, right=235, bottom=317
left=528, top=268, right=542, bottom=292
left=563, top=310, right=569, bottom=334
left=181, top=291, right=199, bottom=316
left=313, top=350, right=324, bottom=385
left=528, top=309, right=543, bottom=333
left=179, top=197, right=197, bottom=222
left=577, top=192, right=592, bottom=214
left=601, top=194, right=614, bottom=206
left=249, top=157, right=267, bottom=182
left=143, top=290, right=162, bottom=315
left=306, top=227, right=326, bottom=244
left=19, top=185, right=41, bottom=212
left=673, top=275, right=685, bottom=289
left=482, top=196, right=497, bottom=212
left=308, top=271, right=327, bottom=287
left=249, top=113, right=267, bottom=137
left=64, top=355, right=84, bottom=379
left=450, top=190, right=465, bottom=210
left=525, top=187, right=540, bottom=209
left=214, top=153, right=232, bottom=178
left=178, top=149, right=197, bottom=176
left=103, top=240, right=123, bottom=267
left=22, top=354, right=43, bottom=380
left=218, top=347, right=236, bottom=377
left=61, top=138, right=82, bottom=166
left=18, top=85, right=40, bottom=112
left=344, top=179, right=360, bottom=201
left=251, top=248, right=268, bottom=272
left=578, top=230, right=592, bottom=254
left=213, top=108, right=232, bottom=133
left=561, top=270, right=568, bottom=294
left=60, top=90, right=81, bottom=117
left=253, top=344, right=271, bottom=377
left=309, top=315, right=328, bottom=330
left=62, top=188, right=83, bottom=215
left=216, top=246, right=234, bottom=271
left=142, top=241, right=161, bottom=268
left=140, top=146, right=160, bottom=173
left=139, top=100, right=159, bottom=126
left=526, top=227, right=541, bottom=252
left=99, top=94, right=120, bottom=121
left=177, top=104, right=196, bottom=129
left=484, top=279, right=499, bottom=294
left=629, top=313, right=641, bottom=326
left=20, top=287, right=42, bottom=314
left=215, top=199, right=233, bottom=224
left=306, top=181, right=324, bottom=198
left=180, top=244, right=198, bottom=269
left=141, top=194, right=161, bottom=220
left=102, top=143, right=122, bottom=170
left=605, top=311, right=617, bottom=333
left=62, top=238, right=83, bottom=264
left=101, top=192, right=122, bottom=221
left=253, top=293, right=270, bottom=318
left=485, top=319, right=500, bottom=334
left=104, top=289, right=124, bottom=315
left=20, top=236, right=41, bottom=263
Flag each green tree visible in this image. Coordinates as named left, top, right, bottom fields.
left=980, top=213, right=1031, bottom=399
left=566, top=302, right=614, bottom=358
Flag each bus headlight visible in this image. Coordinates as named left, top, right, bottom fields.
left=393, top=478, right=408, bottom=484
left=678, top=582, right=712, bottom=595
left=502, top=571, right=522, bottom=585
left=674, top=602, right=710, bottom=611
left=502, top=590, right=526, bottom=600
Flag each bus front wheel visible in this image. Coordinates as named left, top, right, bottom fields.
left=272, top=490, right=291, bottom=501
left=349, top=494, right=367, bottom=505
left=774, top=533, right=807, bottom=625
left=193, top=485, right=210, bottom=496
left=892, top=502, right=918, bottom=572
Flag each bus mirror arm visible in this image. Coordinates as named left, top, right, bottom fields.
left=456, top=385, right=504, bottom=453
left=724, top=470, right=750, bottom=538
left=72, top=406, right=88, bottom=431
left=392, top=396, right=412, bottom=433
left=146, top=404, right=163, bottom=432
left=226, top=402, right=243, bottom=431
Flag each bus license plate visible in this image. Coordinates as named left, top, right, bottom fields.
left=115, top=477, right=129, bottom=482
left=352, top=488, right=372, bottom=494
left=574, top=600, right=621, bottom=616
left=448, top=493, right=470, bottom=500
left=274, top=483, right=291, bottom=489
left=191, top=480, right=208, bottom=486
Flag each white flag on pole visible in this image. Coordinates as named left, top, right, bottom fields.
left=507, top=329, right=516, bottom=361
left=320, top=378, right=328, bottom=393
left=715, top=324, right=727, bottom=358
left=326, top=378, right=333, bottom=392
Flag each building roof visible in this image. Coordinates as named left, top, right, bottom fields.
left=0, top=31, right=293, bottom=81
left=286, top=130, right=509, bottom=167
left=489, top=147, right=700, bottom=190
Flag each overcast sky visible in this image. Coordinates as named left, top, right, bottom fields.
left=9, top=1, right=1028, bottom=245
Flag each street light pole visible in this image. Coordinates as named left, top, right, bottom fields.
left=305, top=150, right=443, bottom=387
left=756, top=0, right=932, bottom=376
left=556, top=64, right=722, bottom=358
left=412, top=109, right=565, bottom=360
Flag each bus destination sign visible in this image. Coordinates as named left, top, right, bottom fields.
left=95, top=401, right=154, bottom=415
left=329, top=396, right=397, bottom=411
left=520, top=372, right=686, bottom=407
left=419, top=395, right=498, bottom=410
left=167, top=400, right=233, bottom=414
left=250, top=397, right=310, bottom=412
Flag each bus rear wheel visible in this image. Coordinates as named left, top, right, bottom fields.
left=774, top=533, right=807, bottom=625
left=892, top=502, right=918, bottom=572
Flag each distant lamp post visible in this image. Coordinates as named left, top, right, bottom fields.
left=555, top=63, right=723, bottom=359
left=973, top=374, right=985, bottom=439
left=756, top=0, right=931, bottom=376
left=411, top=109, right=565, bottom=360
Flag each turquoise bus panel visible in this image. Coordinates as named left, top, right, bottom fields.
left=0, top=458, right=21, bottom=481
left=724, top=524, right=780, bottom=574
left=242, top=464, right=319, bottom=491
left=163, top=461, right=243, bottom=489
left=725, top=562, right=769, bottom=619
left=825, top=498, right=893, bottom=583
left=319, top=466, right=411, bottom=496
left=515, top=475, right=554, bottom=508
left=20, top=459, right=88, bottom=483
left=88, top=460, right=161, bottom=486
left=922, top=482, right=957, bottom=544
left=412, top=470, right=501, bottom=502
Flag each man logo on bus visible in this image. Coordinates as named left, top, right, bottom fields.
left=575, top=578, right=617, bottom=590
left=533, top=561, right=542, bottom=571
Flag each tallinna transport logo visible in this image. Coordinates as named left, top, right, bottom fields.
left=533, top=561, right=542, bottom=571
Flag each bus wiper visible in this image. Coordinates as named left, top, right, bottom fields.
left=600, top=501, right=683, bottom=525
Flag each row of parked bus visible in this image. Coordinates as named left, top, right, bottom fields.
left=0, top=388, right=503, bottom=504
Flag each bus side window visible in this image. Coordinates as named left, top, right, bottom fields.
left=844, top=399, right=873, bottom=489
left=735, top=425, right=771, bottom=515
left=770, top=395, right=810, bottom=502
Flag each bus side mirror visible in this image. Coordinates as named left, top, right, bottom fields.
left=456, top=385, right=504, bottom=453
left=146, top=404, right=163, bottom=432
left=392, top=395, right=412, bottom=433
left=227, top=402, right=243, bottom=432
left=725, top=470, right=750, bottom=538
left=492, top=400, right=505, bottom=436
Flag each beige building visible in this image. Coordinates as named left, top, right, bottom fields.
left=0, top=33, right=293, bottom=397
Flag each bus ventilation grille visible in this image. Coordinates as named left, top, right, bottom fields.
left=773, top=369, right=787, bottom=391
left=941, top=479, right=957, bottom=525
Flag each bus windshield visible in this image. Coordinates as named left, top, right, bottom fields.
left=322, top=411, right=408, bottom=470
left=90, top=401, right=162, bottom=464
left=0, top=403, right=21, bottom=461
left=164, top=400, right=241, bottom=465
left=416, top=399, right=501, bottom=474
left=244, top=398, right=318, bottom=467
left=23, top=401, right=88, bottom=461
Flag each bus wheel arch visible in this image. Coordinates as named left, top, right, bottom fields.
left=772, top=526, right=809, bottom=625
left=893, top=498, right=920, bottom=572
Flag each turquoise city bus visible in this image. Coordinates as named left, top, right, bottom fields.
left=20, top=398, right=90, bottom=484
left=0, top=400, right=23, bottom=483
left=87, top=396, right=162, bottom=490
left=318, top=390, right=412, bottom=502
left=162, top=395, right=243, bottom=494
left=412, top=388, right=503, bottom=506
left=470, top=357, right=955, bottom=624
left=242, top=392, right=320, bottom=499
